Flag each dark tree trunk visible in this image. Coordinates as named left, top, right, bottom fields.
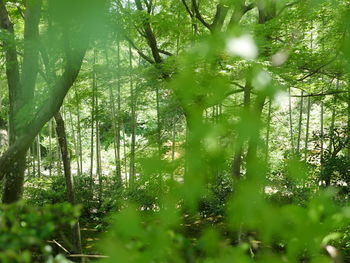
left=54, top=111, right=83, bottom=255
left=232, top=81, right=251, bottom=179
left=0, top=0, right=41, bottom=203
left=2, top=153, right=26, bottom=204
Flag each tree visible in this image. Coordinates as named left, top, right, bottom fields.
left=0, top=0, right=105, bottom=203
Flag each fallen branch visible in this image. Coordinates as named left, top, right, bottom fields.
left=48, top=240, right=69, bottom=254
left=67, top=254, right=109, bottom=258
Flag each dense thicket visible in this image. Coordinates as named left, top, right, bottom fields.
left=0, top=0, right=349, bottom=262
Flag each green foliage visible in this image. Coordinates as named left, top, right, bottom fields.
left=0, top=202, right=79, bottom=262
left=0, top=0, right=350, bottom=262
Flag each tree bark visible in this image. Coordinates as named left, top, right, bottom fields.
left=129, top=45, right=136, bottom=184
left=232, top=81, right=251, bottom=179
left=68, top=109, right=80, bottom=176
left=0, top=0, right=42, bottom=203
left=288, top=87, right=295, bottom=154
left=90, top=51, right=97, bottom=183
left=296, top=91, right=304, bottom=155
left=54, top=111, right=83, bottom=255
left=265, top=99, right=272, bottom=164
left=304, top=97, right=311, bottom=161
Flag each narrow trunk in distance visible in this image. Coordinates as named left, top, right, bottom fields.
left=304, top=97, right=311, bottom=161
left=288, top=87, right=295, bottom=154
left=296, top=91, right=304, bottom=155
left=129, top=45, right=136, bottom=184
left=265, top=99, right=272, bottom=164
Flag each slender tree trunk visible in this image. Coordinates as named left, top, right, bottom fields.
left=129, top=45, right=136, bottom=184
left=320, top=86, right=324, bottom=175
left=171, top=120, right=176, bottom=181
left=74, top=87, right=83, bottom=174
left=36, top=134, right=41, bottom=176
left=329, top=79, right=339, bottom=153
left=68, top=109, right=80, bottom=176
left=232, top=81, right=251, bottom=178
left=56, top=124, right=62, bottom=176
left=26, top=149, right=31, bottom=177
left=304, top=97, right=311, bottom=161
left=90, top=51, right=97, bottom=183
left=116, top=40, right=122, bottom=181
left=347, top=80, right=350, bottom=161
left=96, top=91, right=102, bottom=204
left=106, top=43, right=121, bottom=182
left=265, top=99, right=272, bottom=164
left=122, top=126, right=128, bottom=184
left=156, top=85, right=162, bottom=158
left=109, top=83, right=119, bottom=177
left=31, top=143, right=36, bottom=176
left=296, top=91, right=304, bottom=155
left=54, top=111, right=83, bottom=255
left=49, top=119, right=53, bottom=176
left=288, top=87, right=295, bottom=154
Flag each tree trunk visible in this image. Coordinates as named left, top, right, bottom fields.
left=116, top=40, right=122, bottom=181
left=156, top=85, right=162, bottom=158
left=0, top=0, right=94, bottom=202
left=171, top=120, right=176, bottom=181
left=231, top=81, right=251, bottom=178
left=296, top=91, right=304, bottom=155
left=288, top=87, right=295, bottom=154
left=106, top=42, right=121, bottom=182
left=329, top=79, right=338, bottom=153
left=74, top=87, right=83, bottom=174
left=68, top=109, right=80, bottom=176
left=54, top=111, right=83, bottom=255
left=320, top=86, right=324, bottom=179
left=246, top=95, right=267, bottom=171
left=0, top=0, right=41, bottom=203
left=122, top=126, right=128, bottom=185
left=36, top=134, right=41, bottom=176
left=304, top=96, right=311, bottom=161
left=49, top=119, right=53, bottom=176
left=90, top=51, right=96, bottom=183
left=265, top=99, right=272, bottom=164
left=2, top=152, right=26, bottom=203
left=347, top=81, right=350, bottom=161
left=129, top=45, right=136, bottom=184
left=96, top=94, right=102, bottom=205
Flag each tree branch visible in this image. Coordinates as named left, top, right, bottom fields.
left=297, top=56, right=338, bottom=81
left=211, top=4, right=229, bottom=31
left=191, top=0, right=211, bottom=30
left=124, top=34, right=155, bottom=64
left=135, top=0, right=162, bottom=63
left=158, top=48, right=173, bottom=56
left=229, top=2, right=256, bottom=27
left=291, top=90, right=349, bottom=97
left=181, top=0, right=193, bottom=17
left=277, top=0, right=301, bottom=16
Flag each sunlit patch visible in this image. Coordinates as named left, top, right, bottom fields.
left=264, top=186, right=278, bottom=194
left=226, top=35, right=258, bottom=60
left=274, top=90, right=289, bottom=111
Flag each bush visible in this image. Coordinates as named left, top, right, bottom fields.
left=0, top=202, right=79, bottom=262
